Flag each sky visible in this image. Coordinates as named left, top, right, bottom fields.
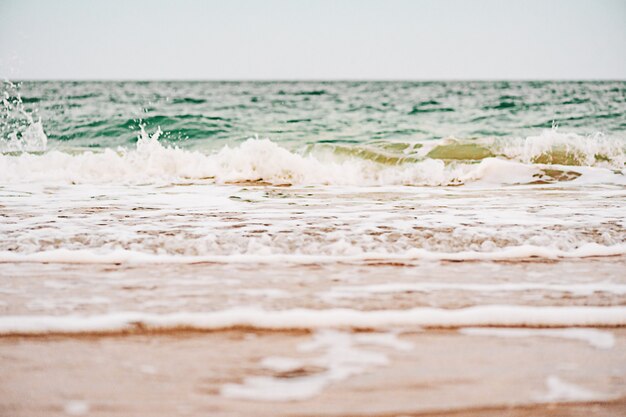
left=0, top=0, right=625, bottom=80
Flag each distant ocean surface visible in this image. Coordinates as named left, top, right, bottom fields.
left=3, top=80, right=626, bottom=151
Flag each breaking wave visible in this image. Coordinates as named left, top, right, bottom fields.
left=0, top=127, right=624, bottom=186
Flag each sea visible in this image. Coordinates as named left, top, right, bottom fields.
left=0, top=80, right=625, bottom=405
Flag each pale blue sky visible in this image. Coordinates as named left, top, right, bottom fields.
left=0, top=0, right=625, bottom=80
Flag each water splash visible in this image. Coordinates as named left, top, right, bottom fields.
left=0, top=80, right=47, bottom=152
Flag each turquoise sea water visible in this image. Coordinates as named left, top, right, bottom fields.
left=4, top=80, right=626, bottom=152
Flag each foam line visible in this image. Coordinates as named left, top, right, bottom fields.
left=0, top=243, right=624, bottom=265
left=1, top=306, right=625, bottom=335
left=325, top=282, right=626, bottom=297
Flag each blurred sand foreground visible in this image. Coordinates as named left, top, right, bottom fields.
left=1, top=327, right=625, bottom=416
left=0, top=260, right=624, bottom=416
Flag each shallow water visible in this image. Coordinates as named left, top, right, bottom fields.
left=1, top=182, right=625, bottom=261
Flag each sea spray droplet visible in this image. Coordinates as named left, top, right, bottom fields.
left=0, top=80, right=48, bottom=152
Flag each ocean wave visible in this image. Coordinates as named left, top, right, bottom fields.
left=0, top=128, right=624, bottom=186
left=314, top=130, right=625, bottom=168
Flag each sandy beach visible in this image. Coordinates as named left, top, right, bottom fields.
left=1, top=258, right=625, bottom=416
left=2, top=327, right=625, bottom=416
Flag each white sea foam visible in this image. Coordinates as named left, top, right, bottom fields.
left=0, top=243, right=623, bottom=265
left=0, top=129, right=624, bottom=186
left=222, top=330, right=408, bottom=401
left=0, top=139, right=518, bottom=186
left=221, top=373, right=329, bottom=401
left=0, top=120, right=47, bottom=152
left=459, top=328, right=615, bottom=349
left=1, top=306, right=624, bottom=335
left=1, top=177, right=623, bottom=261
left=1, top=129, right=624, bottom=263
left=322, top=282, right=626, bottom=300
left=499, top=130, right=626, bottom=168
left=0, top=80, right=48, bottom=152
left=260, top=357, right=304, bottom=373
left=352, top=331, right=414, bottom=351
left=539, top=376, right=610, bottom=403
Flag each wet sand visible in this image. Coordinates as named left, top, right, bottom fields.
left=1, top=329, right=625, bottom=416
left=1, top=258, right=625, bottom=416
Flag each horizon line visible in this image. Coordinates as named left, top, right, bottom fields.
left=6, top=78, right=626, bottom=83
